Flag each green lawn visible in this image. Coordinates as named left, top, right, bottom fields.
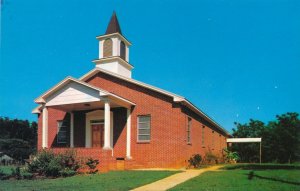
left=170, top=164, right=300, bottom=191
left=0, top=170, right=178, bottom=191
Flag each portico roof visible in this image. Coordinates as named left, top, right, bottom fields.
left=33, top=76, right=135, bottom=114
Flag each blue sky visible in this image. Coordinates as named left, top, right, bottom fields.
left=1, top=0, right=300, bottom=132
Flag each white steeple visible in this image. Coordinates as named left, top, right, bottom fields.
left=93, top=12, right=133, bottom=78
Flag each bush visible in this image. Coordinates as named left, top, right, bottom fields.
left=60, top=150, right=80, bottom=171
left=204, top=152, right=218, bottom=164
left=27, top=149, right=80, bottom=177
left=28, top=150, right=55, bottom=174
left=22, top=172, right=33, bottom=180
left=11, top=167, right=22, bottom=180
left=60, top=168, right=76, bottom=177
left=45, top=157, right=62, bottom=177
left=86, top=158, right=99, bottom=174
left=223, top=148, right=239, bottom=163
left=188, top=154, right=202, bottom=168
left=0, top=169, right=10, bottom=180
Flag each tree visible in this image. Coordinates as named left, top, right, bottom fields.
left=232, top=120, right=265, bottom=162
left=0, top=139, right=33, bottom=161
left=271, top=112, right=300, bottom=163
left=0, top=117, right=37, bottom=161
left=231, top=112, right=300, bottom=163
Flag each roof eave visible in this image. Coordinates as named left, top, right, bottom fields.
left=32, top=105, right=42, bottom=114
left=181, top=99, right=231, bottom=136
left=96, top=33, right=132, bottom=46
left=92, top=56, right=134, bottom=70
left=79, top=68, right=230, bottom=136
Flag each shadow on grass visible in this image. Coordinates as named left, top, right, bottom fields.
left=223, top=164, right=300, bottom=170
left=247, top=171, right=300, bottom=186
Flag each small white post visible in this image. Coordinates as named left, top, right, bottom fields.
left=126, top=108, right=132, bottom=159
left=103, top=100, right=111, bottom=149
left=112, top=38, right=119, bottom=57
left=126, top=46, right=130, bottom=62
left=99, top=40, right=104, bottom=59
left=42, top=106, right=48, bottom=148
left=70, top=112, right=74, bottom=148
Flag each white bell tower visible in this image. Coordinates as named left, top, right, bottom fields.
left=93, top=12, right=133, bottom=78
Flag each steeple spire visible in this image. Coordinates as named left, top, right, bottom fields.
left=105, top=11, right=122, bottom=35
left=95, top=12, right=132, bottom=78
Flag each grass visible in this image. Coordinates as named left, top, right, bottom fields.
left=222, top=163, right=300, bottom=170
left=170, top=164, right=300, bottom=191
left=0, top=170, right=178, bottom=191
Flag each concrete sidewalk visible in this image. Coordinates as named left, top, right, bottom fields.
left=131, top=165, right=223, bottom=191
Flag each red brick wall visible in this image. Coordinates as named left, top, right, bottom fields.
left=85, top=72, right=229, bottom=168
left=37, top=71, right=229, bottom=169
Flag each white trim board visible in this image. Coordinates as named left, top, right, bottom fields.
left=227, top=138, right=262, bottom=143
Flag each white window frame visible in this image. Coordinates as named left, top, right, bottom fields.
left=57, top=120, right=67, bottom=144
left=137, top=115, right=151, bottom=142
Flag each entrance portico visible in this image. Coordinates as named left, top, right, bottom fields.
left=33, top=77, right=135, bottom=159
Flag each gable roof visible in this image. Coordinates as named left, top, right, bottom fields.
left=80, top=68, right=185, bottom=101
left=33, top=76, right=135, bottom=113
left=34, top=76, right=106, bottom=103
left=33, top=68, right=230, bottom=136
left=79, top=68, right=231, bottom=136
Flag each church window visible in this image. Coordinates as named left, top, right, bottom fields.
left=103, top=38, right=113, bottom=57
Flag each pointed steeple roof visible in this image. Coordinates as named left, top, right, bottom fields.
left=105, top=11, right=122, bottom=35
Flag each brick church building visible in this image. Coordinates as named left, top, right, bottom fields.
left=33, top=12, right=230, bottom=171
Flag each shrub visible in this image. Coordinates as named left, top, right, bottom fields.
left=223, top=148, right=239, bottom=163
left=11, top=166, right=22, bottom=180
left=60, top=168, right=76, bottom=177
left=22, top=172, right=33, bottom=180
left=86, top=158, right=99, bottom=174
left=60, top=150, right=80, bottom=171
left=27, top=149, right=55, bottom=174
left=0, top=169, right=4, bottom=176
left=188, top=154, right=202, bottom=168
left=204, top=152, right=218, bottom=164
left=27, top=149, right=80, bottom=178
left=0, top=169, right=10, bottom=180
left=45, top=157, right=62, bottom=177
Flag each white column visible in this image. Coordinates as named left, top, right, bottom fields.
left=99, top=40, right=104, bottom=59
left=112, top=38, right=120, bottom=56
left=126, top=108, right=132, bottom=159
left=70, top=112, right=74, bottom=148
left=42, top=106, right=48, bottom=148
left=126, top=46, right=129, bottom=62
left=103, top=100, right=111, bottom=149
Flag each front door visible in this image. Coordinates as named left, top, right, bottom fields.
left=92, top=124, right=104, bottom=148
